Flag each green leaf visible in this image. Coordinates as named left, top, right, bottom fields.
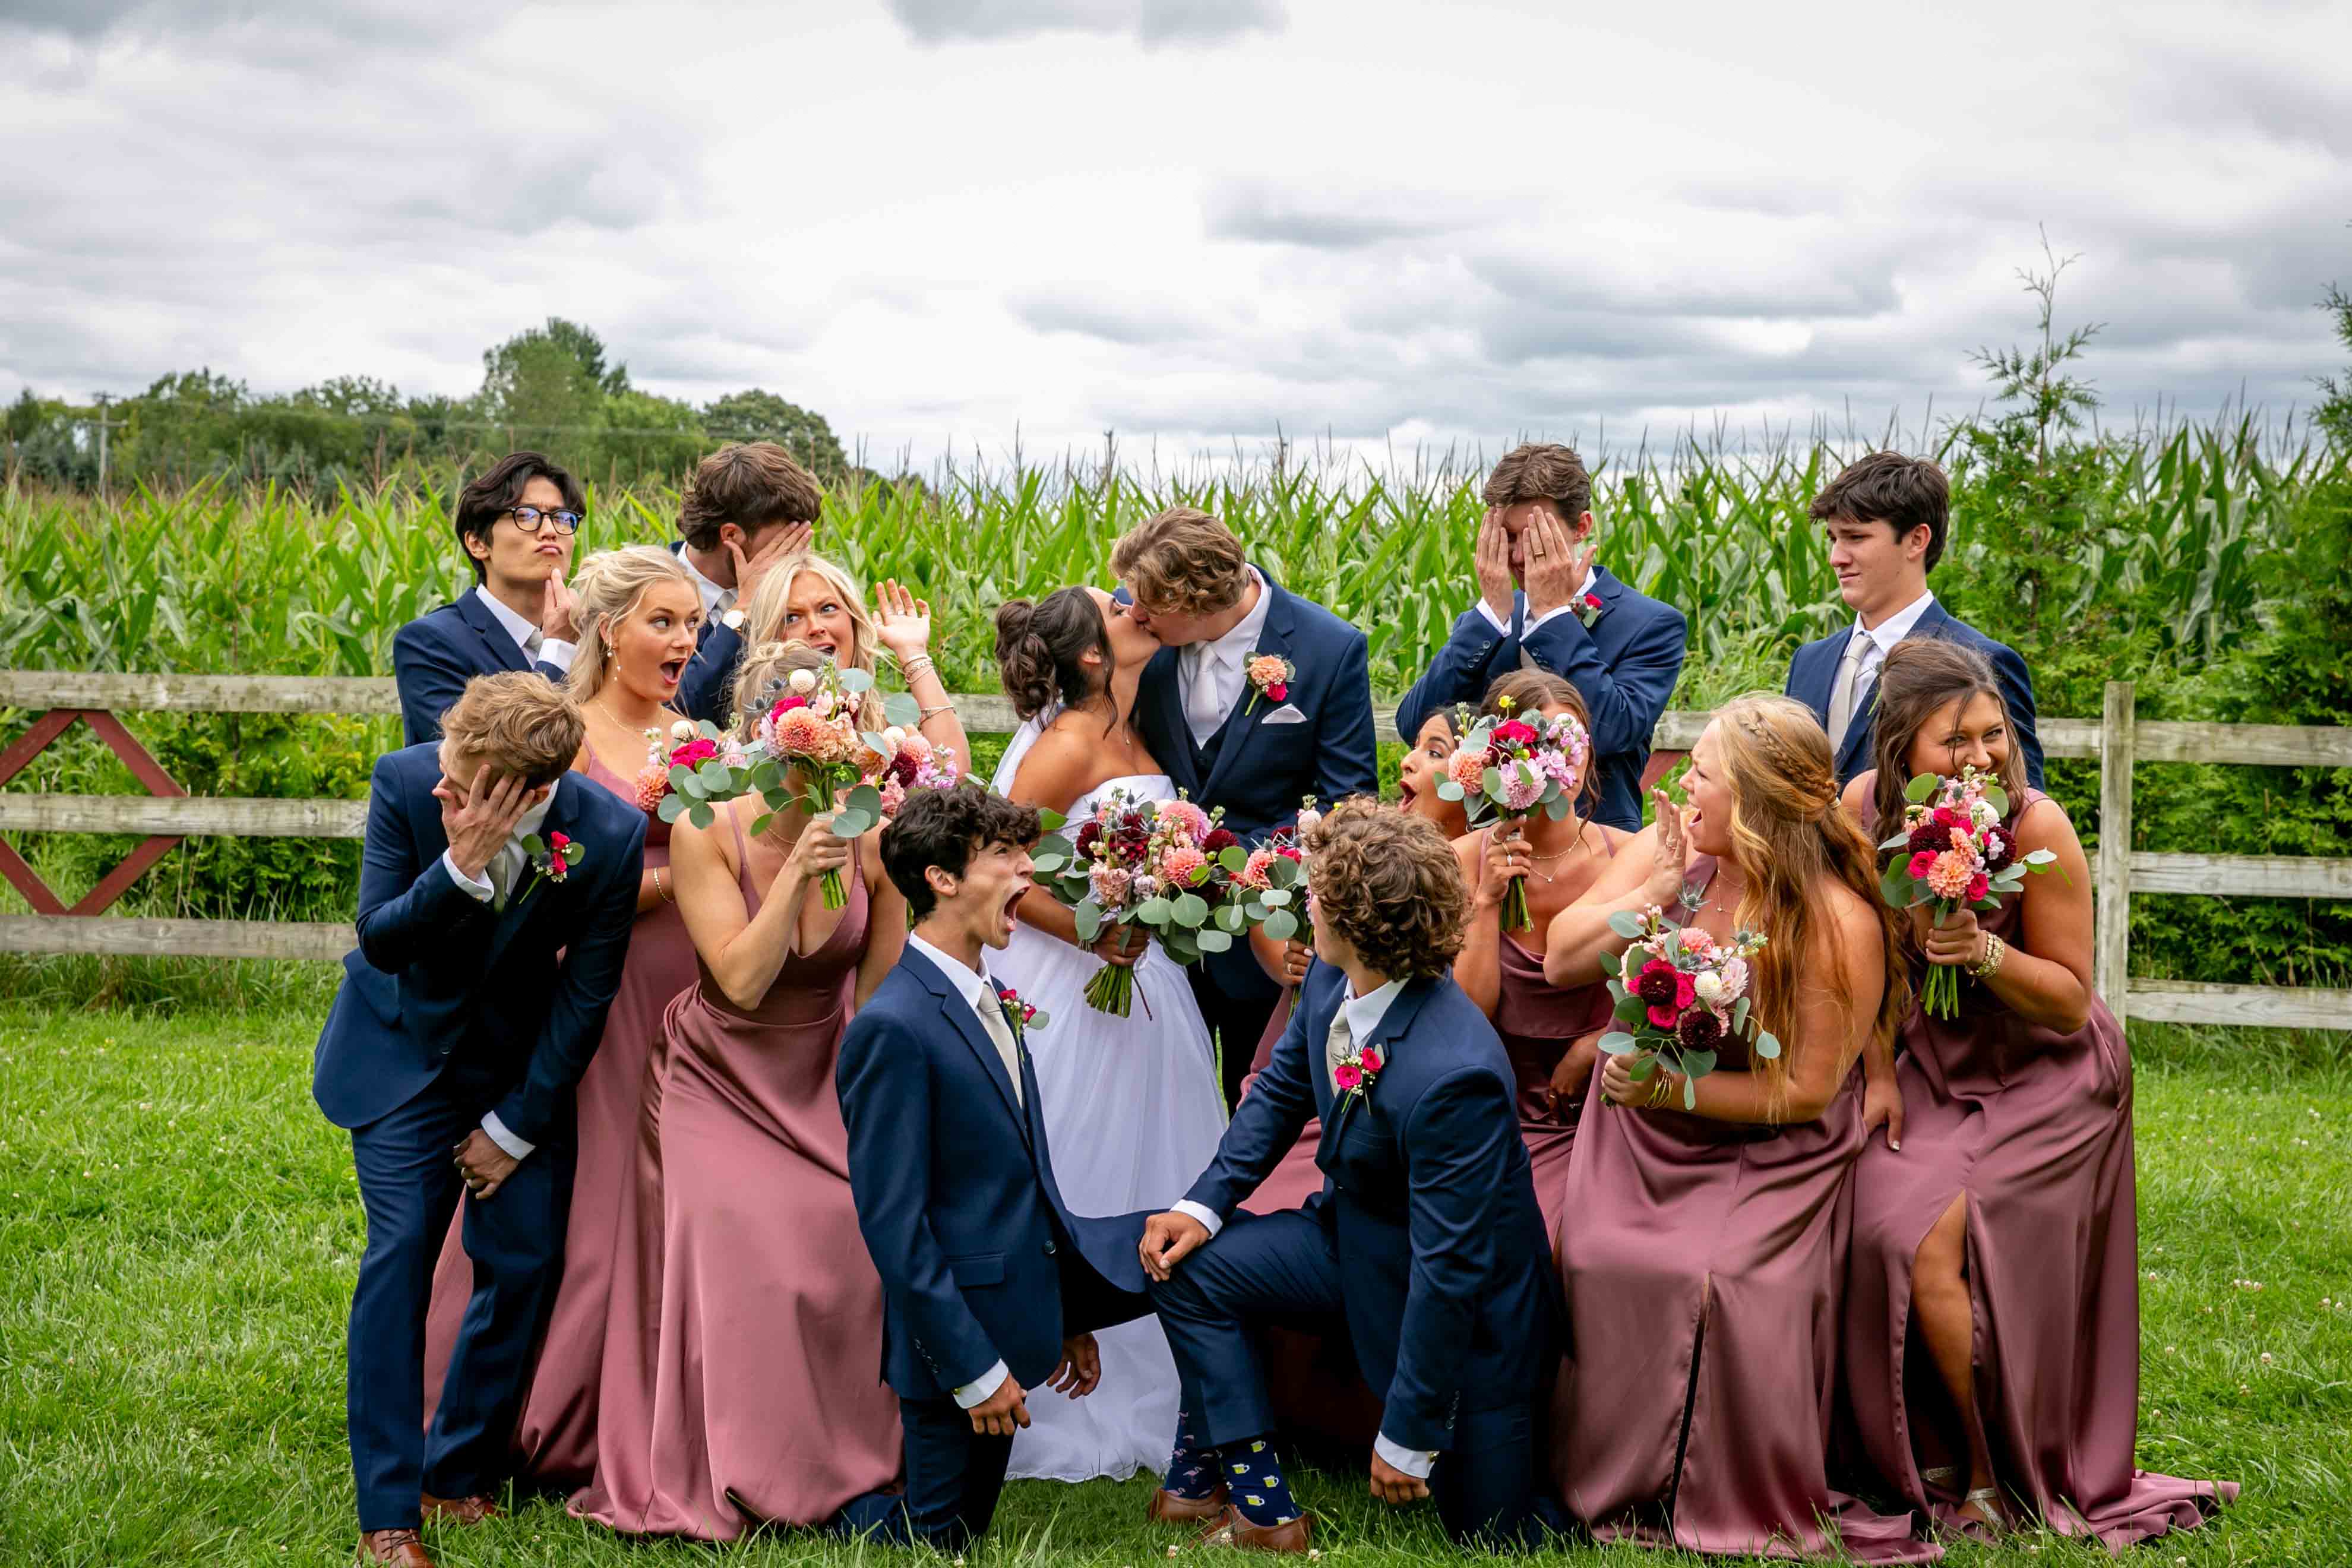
left=1218, top=845, right=1248, bottom=874
left=1258, top=887, right=1292, bottom=908
left=1267, top=857, right=1301, bottom=889
left=1036, top=808, right=1067, bottom=833
left=697, top=759, right=732, bottom=791
left=833, top=807, right=873, bottom=837
left=1981, top=782, right=2010, bottom=818
left=1879, top=856, right=1914, bottom=908
left=761, top=785, right=794, bottom=812
left=2022, top=847, right=2057, bottom=865
left=1074, top=899, right=1104, bottom=943
left=1137, top=896, right=1172, bottom=924
left=1904, top=772, right=1939, bottom=804
left=846, top=783, right=884, bottom=818
left=670, top=763, right=697, bottom=794
left=1436, top=780, right=1463, bottom=802
left=1753, top=1029, right=1781, bottom=1060
left=656, top=792, right=688, bottom=824
left=1172, top=893, right=1209, bottom=928
left=1196, top=928, right=1234, bottom=954
left=1683, top=1076, right=1699, bottom=1110
left=1597, top=1030, right=1637, bottom=1055
left=1597, top=950, right=1622, bottom=976
left=688, top=801, right=715, bottom=830
left=1627, top=1054, right=1658, bottom=1080
left=1545, top=796, right=1572, bottom=821
left=1680, top=1048, right=1717, bottom=1080
left=751, top=811, right=773, bottom=837
left=1732, top=995, right=1750, bottom=1032
left=1482, top=766, right=1504, bottom=798
left=1607, top=909, right=1645, bottom=940
left=1263, top=909, right=1298, bottom=943
left=1030, top=851, right=1068, bottom=875
left=520, top=833, right=547, bottom=856
left=1215, top=903, right=1247, bottom=933
left=1613, top=993, right=1646, bottom=1024
left=883, top=691, right=921, bottom=728
left=838, top=667, right=875, bottom=694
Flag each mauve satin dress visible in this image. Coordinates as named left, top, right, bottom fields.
left=1550, top=856, right=1936, bottom=1563
left=418, top=751, right=696, bottom=1487
left=570, top=811, right=900, bottom=1538
left=1842, top=789, right=2234, bottom=1543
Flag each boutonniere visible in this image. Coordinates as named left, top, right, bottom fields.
left=1574, top=590, right=1606, bottom=629
left=1333, top=1041, right=1385, bottom=1110
left=510, top=830, right=585, bottom=911
left=998, top=985, right=1047, bottom=1038
left=1243, top=654, right=1295, bottom=717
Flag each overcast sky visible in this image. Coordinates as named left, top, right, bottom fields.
left=3, top=0, right=2348, bottom=469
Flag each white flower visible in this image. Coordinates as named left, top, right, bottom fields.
left=881, top=725, right=907, bottom=753
left=1133, top=874, right=1156, bottom=897
left=670, top=719, right=698, bottom=742
left=1969, top=797, right=2000, bottom=830
left=1296, top=805, right=1322, bottom=832
left=788, top=668, right=818, bottom=694
left=1693, top=971, right=1725, bottom=1005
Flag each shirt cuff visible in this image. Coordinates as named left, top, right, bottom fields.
left=1374, top=1431, right=1437, bottom=1479
left=1473, top=599, right=1512, bottom=636
left=479, top=1111, right=535, bottom=1161
left=537, top=638, right=577, bottom=672
left=1522, top=602, right=1577, bottom=634
left=952, top=1360, right=1010, bottom=1409
left=1171, top=1199, right=1225, bottom=1241
left=441, top=849, right=495, bottom=902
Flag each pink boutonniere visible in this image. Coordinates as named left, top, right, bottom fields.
left=1244, top=653, right=1295, bottom=716
left=510, top=830, right=586, bottom=911
left=998, top=985, right=1047, bottom=1037
left=1574, top=590, right=1605, bottom=629
left=1333, top=1042, right=1385, bottom=1110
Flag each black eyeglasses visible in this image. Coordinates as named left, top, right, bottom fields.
left=504, top=505, right=583, bottom=535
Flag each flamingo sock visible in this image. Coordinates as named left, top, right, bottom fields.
left=1161, top=1406, right=1220, bottom=1501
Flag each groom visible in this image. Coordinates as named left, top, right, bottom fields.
left=835, top=786, right=1156, bottom=1553
left=1139, top=800, right=1562, bottom=1551
left=1114, top=507, right=1380, bottom=1104
left=315, top=674, right=643, bottom=1567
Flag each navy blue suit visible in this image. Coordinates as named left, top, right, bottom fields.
left=835, top=944, right=1152, bottom=1550
left=1152, top=966, right=1561, bottom=1545
left=667, top=540, right=744, bottom=726
left=1128, top=571, right=1381, bottom=1099
left=390, top=591, right=572, bottom=746
left=314, top=745, right=644, bottom=1531
left=1784, top=599, right=2044, bottom=788
left=1393, top=568, right=1687, bottom=833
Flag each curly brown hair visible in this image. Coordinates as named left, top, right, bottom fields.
left=1109, top=507, right=1249, bottom=617
left=677, top=441, right=823, bottom=551
left=1305, top=796, right=1471, bottom=980
left=1482, top=442, right=1592, bottom=521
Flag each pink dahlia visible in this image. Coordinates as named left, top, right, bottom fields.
left=1926, top=848, right=1976, bottom=900
left=1159, top=844, right=1207, bottom=887
left=1159, top=799, right=1211, bottom=842
left=1447, top=747, right=1489, bottom=794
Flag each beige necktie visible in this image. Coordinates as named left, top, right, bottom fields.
left=1326, top=1007, right=1355, bottom=1096
left=488, top=836, right=527, bottom=910
left=523, top=628, right=545, bottom=661
left=1183, top=646, right=1231, bottom=748
left=978, top=992, right=1025, bottom=1107
left=1825, top=636, right=1868, bottom=751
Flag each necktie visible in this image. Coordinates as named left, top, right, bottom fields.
left=978, top=992, right=1025, bottom=1107
left=1326, top=1007, right=1355, bottom=1096
left=488, top=836, right=527, bottom=910
left=523, top=628, right=545, bottom=662
left=1183, top=646, right=1230, bottom=749
left=1825, top=635, right=1869, bottom=751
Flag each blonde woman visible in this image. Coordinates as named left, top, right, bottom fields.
left=738, top=550, right=970, bottom=766
left=1537, top=695, right=1927, bottom=1562
left=419, top=546, right=704, bottom=1486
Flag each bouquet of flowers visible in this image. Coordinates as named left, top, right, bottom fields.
left=1230, top=799, right=1318, bottom=949
left=1597, top=902, right=1777, bottom=1109
left=644, top=659, right=925, bottom=911
left=1433, top=698, right=1593, bottom=932
left=1876, top=764, right=2060, bottom=1017
left=1030, top=789, right=1263, bottom=1016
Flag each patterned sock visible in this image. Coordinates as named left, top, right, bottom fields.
left=1218, top=1436, right=1300, bottom=1527
left=1161, top=1406, right=1221, bottom=1501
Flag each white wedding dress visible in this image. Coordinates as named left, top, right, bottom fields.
left=994, top=715, right=1230, bottom=1482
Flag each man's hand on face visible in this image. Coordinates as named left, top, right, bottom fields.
left=434, top=764, right=538, bottom=881
left=1474, top=508, right=1516, bottom=620
left=1522, top=505, right=1598, bottom=620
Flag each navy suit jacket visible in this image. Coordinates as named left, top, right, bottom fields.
left=1393, top=568, right=1687, bottom=833
left=668, top=540, right=744, bottom=726
left=1785, top=600, right=2045, bottom=789
left=837, top=945, right=1143, bottom=1403
left=391, top=592, right=572, bottom=747
left=1183, top=966, right=1557, bottom=1455
left=311, top=745, right=646, bottom=1145
left=1130, top=571, right=1380, bottom=999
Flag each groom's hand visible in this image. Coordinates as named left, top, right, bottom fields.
left=1046, top=1332, right=1102, bottom=1397
left=1139, top=1210, right=1210, bottom=1282
left=968, top=1374, right=1030, bottom=1436
left=452, top=1128, right=520, bottom=1200
left=1369, top=1451, right=1431, bottom=1506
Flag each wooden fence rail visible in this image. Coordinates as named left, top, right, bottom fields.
left=2, top=673, right=2347, bottom=1032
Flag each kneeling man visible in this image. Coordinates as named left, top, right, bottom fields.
left=835, top=786, right=1155, bottom=1552
left=1141, top=799, right=1562, bottom=1551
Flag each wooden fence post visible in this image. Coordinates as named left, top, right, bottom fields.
left=2096, top=679, right=2136, bottom=1010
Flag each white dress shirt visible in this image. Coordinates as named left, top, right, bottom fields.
left=905, top=932, right=1026, bottom=1409
left=440, top=778, right=559, bottom=1161
left=1178, top=567, right=1274, bottom=749
left=1473, top=566, right=1598, bottom=640
left=677, top=549, right=741, bottom=627
left=1172, top=975, right=1435, bottom=1479
left=473, top=582, right=576, bottom=674
left=1827, top=590, right=1937, bottom=748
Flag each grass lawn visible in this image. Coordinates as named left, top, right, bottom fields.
left=0, top=988, right=2344, bottom=1568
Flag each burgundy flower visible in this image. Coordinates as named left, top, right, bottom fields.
left=1906, top=822, right=1946, bottom=856
left=1677, top=1009, right=1724, bottom=1051
left=1635, top=964, right=1680, bottom=1007
left=1203, top=827, right=1240, bottom=856
left=1981, top=826, right=2015, bottom=871
left=1076, top=821, right=1103, bottom=856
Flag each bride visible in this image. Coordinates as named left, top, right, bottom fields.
left=989, top=585, right=1228, bottom=1482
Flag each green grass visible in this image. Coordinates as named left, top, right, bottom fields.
left=0, top=1001, right=2342, bottom=1567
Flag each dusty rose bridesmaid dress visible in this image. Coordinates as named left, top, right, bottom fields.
left=1842, top=789, right=2234, bottom=1543
left=569, top=810, right=899, bottom=1538
left=418, top=751, right=696, bottom=1485
left=1550, top=856, right=1936, bottom=1564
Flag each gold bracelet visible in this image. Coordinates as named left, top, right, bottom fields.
left=899, top=654, right=937, bottom=683
left=655, top=866, right=674, bottom=904
left=919, top=701, right=956, bottom=721
left=1970, top=931, right=2005, bottom=979
left=1646, top=1071, right=1673, bottom=1108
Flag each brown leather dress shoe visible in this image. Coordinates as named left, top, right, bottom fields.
left=1198, top=1504, right=1313, bottom=1553
left=419, top=1493, right=500, bottom=1526
left=355, top=1528, right=435, bottom=1567
left=1147, top=1483, right=1229, bottom=1523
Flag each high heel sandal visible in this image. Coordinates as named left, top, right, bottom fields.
left=1957, top=1487, right=2006, bottom=1534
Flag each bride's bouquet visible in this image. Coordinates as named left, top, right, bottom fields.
left=1433, top=697, right=1592, bottom=932
left=1876, top=764, right=2059, bottom=1016
left=1029, top=789, right=1260, bottom=1016
left=1597, top=902, right=1778, bottom=1109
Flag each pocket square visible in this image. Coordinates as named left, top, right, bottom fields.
left=1262, top=704, right=1308, bottom=726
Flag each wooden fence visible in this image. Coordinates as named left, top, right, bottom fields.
left=2, top=671, right=2347, bottom=1031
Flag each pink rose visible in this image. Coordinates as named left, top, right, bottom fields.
left=1360, top=1047, right=1383, bottom=1076
left=1965, top=872, right=1990, bottom=903
left=1647, top=1003, right=1682, bottom=1029
left=1333, top=1061, right=1363, bottom=1091
left=1907, top=849, right=1939, bottom=881
left=1267, top=682, right=1288, bottom=703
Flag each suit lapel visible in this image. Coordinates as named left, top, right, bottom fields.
left=1840, top=600, right=1948, bottom=776
left=1198, top=576, right=1297, bottom=806
left=476, top=775, right=577, bottom=976
left=1313, top=978, right=1431, bottom=1166
left=908, top=948, right=1029, bottom=1138
left=456, top=590, right=532, bottom=674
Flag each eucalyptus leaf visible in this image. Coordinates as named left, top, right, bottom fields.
left=1074, top=900, right=1103, bottom=943
left=1030, top=851, right=1068, bottom=875
left=689, top=801, right=715, bottom=830
left=1597, top=949, right=1623, bottom=976
left=697, top=760, right=732, bottom=791
left=1607, top=909, right=1645, bottom=939
left=521, top=833, right=546, bottom=856
left=1172, top=893, right=1209, bottom=928
left=1263, top=909, right=1298, bottom=943
left=1196, top=928, right=1234, bottom=954
left=838, top=668, right=875, bottom=694
left=1267, top=857, right=1301, bottom=889
left=669, top=763, right=697, bottom=794
left=1982, top=783, right=2010, bottom=817
left=1259, top=888, right=1292, bottom=908
left=1628, top=1055, right=1658, bottom=1080
left=846, top=783, right=884, bottom=817
left=1137, top=897, right=1172, bottom=924
left=1037, top=808, right=1067, bottom=833
left=656, top=792, right=688, bottom=824
left=1683, top=1077, right=1699, bottom=1109
left=833, top=807, right=873, bottom=837
left=884, top=691, right=921, bottom=728
left=1754, top=1029, right=1781, bottom=1060
left=1215, top=903, right=1247, bottom=934
left=1597, top=1030, right=1637, bottom=1055
left=1218, top=845, right=1248, bottom=874
left=1681, top=1048, right=1717, bottom=1079
left=1904, top=772, right=1939, bottom=804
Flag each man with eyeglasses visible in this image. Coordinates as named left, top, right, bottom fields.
left=393, top=451, right=589, bottom=746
